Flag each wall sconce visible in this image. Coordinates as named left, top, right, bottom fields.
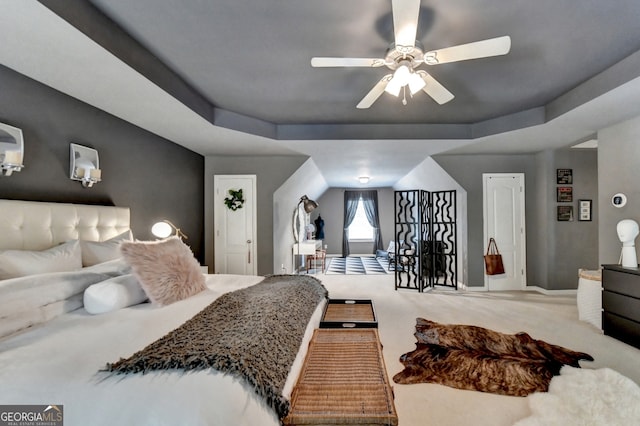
left=70, top=143, right=101, bottom=188
left=151, top=220, right=188, bottom=240
left=0, top=122, right=25, bottom=177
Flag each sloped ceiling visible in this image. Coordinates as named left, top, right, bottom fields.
left=2, top=1, right=640, bottom=186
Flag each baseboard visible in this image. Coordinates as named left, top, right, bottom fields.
left=525, top=286, right=577, bottom=296
left=459, top=284, right=577, bottom=295
left=325, top=254, right=372, bottom=257
left=460, top=285, right=486, bottom=292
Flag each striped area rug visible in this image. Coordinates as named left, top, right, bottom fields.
left=325, top=256, right=388, bottom=275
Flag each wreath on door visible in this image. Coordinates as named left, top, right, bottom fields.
left=224, top=189, right=245, bottom=211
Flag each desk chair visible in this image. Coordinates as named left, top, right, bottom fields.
left=306, top=249, right=326, bottom=273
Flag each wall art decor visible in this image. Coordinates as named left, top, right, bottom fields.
left=578, top=199, right=592, bottom=221
left=557, top=186, right=573, bottom=202
left=557, top=205, right=574, bottom=221
left=556, top=168, right=573, bottom=184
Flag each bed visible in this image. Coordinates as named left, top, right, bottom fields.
left=0, top=200, right=326, bottom=426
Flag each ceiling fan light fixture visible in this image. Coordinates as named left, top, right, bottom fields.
left=384, top=63, right=411, bottom=97
left=384, top=75, right=403, bottom=96
left=407, top=72, right=426, bottom=95
left=311, top=1, right=511, bottom=109
left=394, top=63, right=411, bottom=80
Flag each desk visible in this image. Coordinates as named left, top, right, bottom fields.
left=293, top=240, right=322, bottom=273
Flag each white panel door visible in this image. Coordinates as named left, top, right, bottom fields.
left=483, top=174, right=526, bottom=291
left=214, top=175, right=257, bottom=275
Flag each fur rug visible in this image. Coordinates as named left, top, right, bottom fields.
left=106, top=275, right=327, bottom=419
left=514, top=366, right=640, bottom=425
left=393, top=318, right=593, bottom=396
left=413, top=318, right=592, bottom=367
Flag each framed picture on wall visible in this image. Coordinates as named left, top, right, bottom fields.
left=557, top=168, right=573, bottom=184
left=557, top=186, right=573, bottom=202
left=557, top=205, right=574, bottom=221
left=579, top=199, right=592, bottom=221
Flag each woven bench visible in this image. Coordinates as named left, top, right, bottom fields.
left=283, top=328, right=398, bottom=425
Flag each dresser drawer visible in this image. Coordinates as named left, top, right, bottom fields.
left=603, top=290, right=640, bottom=323
left=603, top=269, right=640, bottom=298
left=603, top=312, right=640, bottom=350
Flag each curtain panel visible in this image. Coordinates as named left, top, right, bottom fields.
left=342, top=190, right=384, bottom=257
left=342, top=191, right=361, bottom=257
left=361, top=190, right=384, bottom=253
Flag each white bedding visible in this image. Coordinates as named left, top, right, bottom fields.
left=0, top=273, right=325, bottom=426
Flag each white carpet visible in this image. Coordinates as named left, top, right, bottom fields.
left=316, top=274, right=640, bottom=426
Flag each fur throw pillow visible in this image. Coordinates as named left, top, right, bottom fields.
left=120, top=237, right=205, bottom=306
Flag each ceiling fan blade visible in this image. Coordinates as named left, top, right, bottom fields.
left=417, top=71, right=454, bottom=105
left=392, top=0, right=421, bottom=48
left=311, top=57, right=386, bottom=67
left=424, top=35, right=511, bottom=65
left=356, top=75, right=393, bottom=109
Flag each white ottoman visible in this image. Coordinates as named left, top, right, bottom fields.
left=577, top=268, right=602, bottom=331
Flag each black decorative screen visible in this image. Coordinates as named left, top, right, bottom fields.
left=394, top=190, right=457, bottom=291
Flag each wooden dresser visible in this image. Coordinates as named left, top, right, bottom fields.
left=602, top=264, right=640, bottom=349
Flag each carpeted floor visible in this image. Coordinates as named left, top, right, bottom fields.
left=317, top=273, right=640, bottom=426
left=325, top=256, right=388, bottom=274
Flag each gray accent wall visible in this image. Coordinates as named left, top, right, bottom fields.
left=204, top=155, right=309, bottom=276
left=0, top=64, right=205, bottom=259
left=542, top=149, right=599, bottom=289
left=598, top=115, right=640, bottom=265
left=434, top=150, right=598, bottom=290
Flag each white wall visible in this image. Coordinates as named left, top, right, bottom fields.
left=273, top=158, right=329, bottom=273
left=394, top=157, right=468, bottom=287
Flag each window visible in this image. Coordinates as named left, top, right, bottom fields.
left=348, top=198, right=374, bottom=241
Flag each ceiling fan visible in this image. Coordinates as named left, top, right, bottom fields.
left=311, top=0, right=511, bottom=109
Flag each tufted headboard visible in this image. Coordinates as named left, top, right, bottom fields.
left=0, top=200, right=130, bottom=251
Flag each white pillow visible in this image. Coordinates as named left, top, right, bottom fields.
left=83, top=274, right=148, bottom=315
left=0, top=240, right=83, bottom=280
left=80, top=230, right=133, bottom=267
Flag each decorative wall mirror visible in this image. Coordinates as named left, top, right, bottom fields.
left=70, top=143, right=101, bottom=187
left=0, top=121, right=25, bottom=176
left=292, top=195, right=318, bottom=243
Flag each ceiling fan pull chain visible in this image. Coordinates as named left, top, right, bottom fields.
left=402, top=86, right=408, bottom=105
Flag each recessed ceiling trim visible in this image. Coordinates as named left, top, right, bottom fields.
left=571, top=139, right=598, bottom=149
left=213, top=108, right=277, bottom=140
left=277, top=123, right=472, bottom=140
left=471, top=107, right=545, bottom=139
left=39, top=0, right=640, bottom=145
left=40, top=0, right=217, bottom=126
left=546, top=49, right=640, bottom=123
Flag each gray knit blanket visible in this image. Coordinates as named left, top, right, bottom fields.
left=106, top=275, right=327, bottom=419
